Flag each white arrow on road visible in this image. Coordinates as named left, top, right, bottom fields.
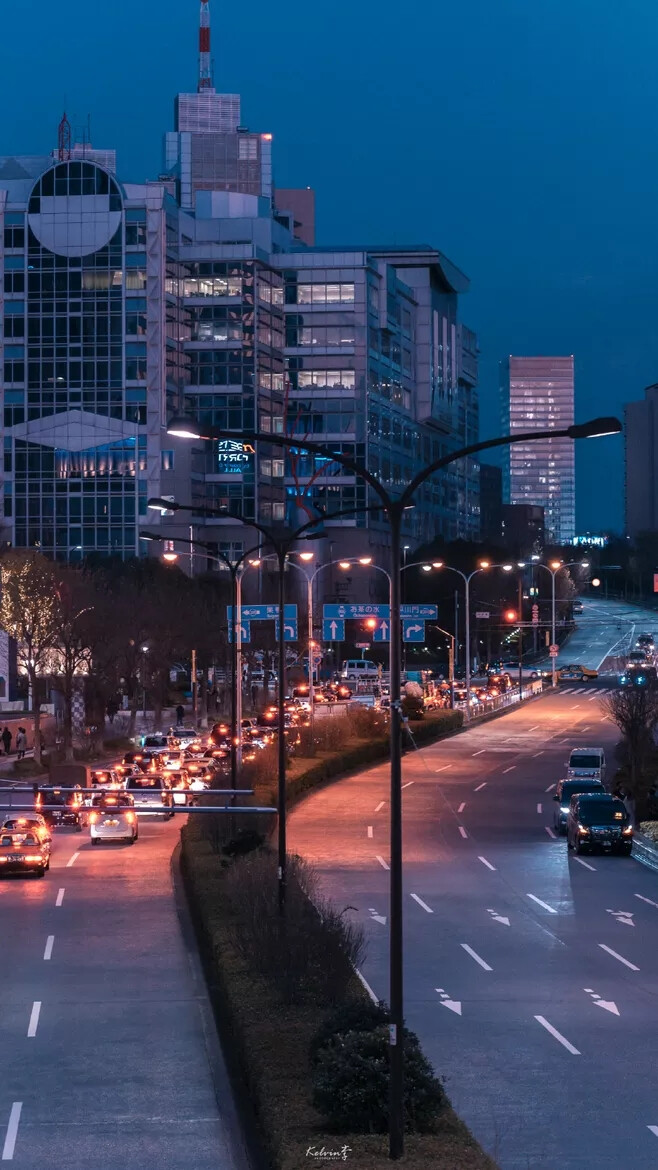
left=606, top=909, right=635, bottom=926
left=584, top=988, right=620, bottom=1016
left=486, top=908, right=510, bottom=926
left=369, top=908, right=387, bottom=926
left=435, top=988, right=462, bottom=1016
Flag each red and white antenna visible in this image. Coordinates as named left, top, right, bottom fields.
left=198, top=0, right=213, bottom=91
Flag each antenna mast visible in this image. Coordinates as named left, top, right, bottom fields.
left=198, top=0, right=213, bottom=91
left=57, top=111, right=72, bottom=161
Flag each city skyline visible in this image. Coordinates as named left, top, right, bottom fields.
left=0, top=0, right=641, bottom=533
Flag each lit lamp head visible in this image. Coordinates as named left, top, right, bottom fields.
left=358, top=556, right=373, bottom=565
left=550, top=560, right=562, bottom=570
left=591, top=578, right=601, bottom=588
left=298, top=552, right=314, bottom=562
left=479, top=560, right=491, bottom=570
left=166, top=413, right=204, bottom=440
left=502, top=563, right=513, bottom=572
left=338, top=561, right=351, bottom=570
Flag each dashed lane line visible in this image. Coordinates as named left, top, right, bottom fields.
left=527, top=894, right=558, bottom=914
left=573, top=856, right=596, bottom=872
left=534, top=1016, right=580, bottom=1055
left=474, top=782, right=487, bottom=791
left=460, top=943, right=493, bottom=972
left=457, top=802, right=466, bottom=814
left=66, top=852, right=79, bottom=868
left=43, top=935, right=54, bottom=961
left=55, top=888, right=65, bottom=907
left=1, top=1103, right=22, bottom=1161
left=545, top=827, right=557, bottom=839
left=410, top=893, right=433, bottom=914
left=478, top=856, right=496, bottom=871
left=598, top=943, right=639, bottom=971
left=374, top=801, right=385, bottom=813
left=458, top=826, right=468, bottom=839
left=27, top=1002, right=41, bottom=1038
left=375, top=855, right=390, bottom=871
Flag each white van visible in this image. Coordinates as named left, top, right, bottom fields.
left=567, top=747, right=606, bottom=784
left=341, top=660, right=380, bottom=680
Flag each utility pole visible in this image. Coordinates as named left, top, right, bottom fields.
left=518, top=577, right=523, bottom=697
left=191, top=648, right=197, bottom=725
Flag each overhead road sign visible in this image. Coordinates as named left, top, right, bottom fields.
left=227, top=621, right=251, bottom=644
left=403, top=621, right=425, bottom=643
left=228, top=604, right=297, bottom=621
left=323, top=618, right=345, bottom=641
left=274, top=619, right=298, bottom=641
left=373, top=620, right=390, bottom=642
left=323, top=603, right=438, bottom=620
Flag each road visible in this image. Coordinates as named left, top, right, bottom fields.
left=0, top=814, right=248, bottom=1170
left=538, top=594, right=658, bottom=671
left=289, top=663, right=658, bottom=1167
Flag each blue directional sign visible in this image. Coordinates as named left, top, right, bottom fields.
left=403, top=620, right=425, bottom=643
left=228, top=604, right=297, bottom=621
left=323, top=618, right=345, bottom=641
left=373, top=619, right=390, bottom=642
left=274, top=619, right=298, bottom=642
left=227, top=621, right=251, bottom=644
left=322, top=603, right=437, bottom=620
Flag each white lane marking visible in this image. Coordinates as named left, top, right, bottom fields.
left=458, top=826, right=468, bottom=838
left=573, top=856, right=596, bottom=872
left=527, top=893, right=558, bottom=914
left=435, top=765, right=452, bottom=772
left=580, top=726, right=591, bottom=732
left=533, top=751, right=544, bottom=758
left=472, top=749, right=486, bottom=756
left=527, top=725, right=540, bottom=732
left=27, top=1002, right=41, bottom=1038
left=367, top=826, right=373, bottom=838
left=460, top=943, right=493, bottom=971
left=534, top=1016, right=580, bottom=1055
left=478, top=856, right=496, bottom=871
left=66, top=852, right=79, bottom=868
left=1, top=1102, right=22, bottom=1161
left=43, top=935, right=54, bottom=961
left=55, top=888, right=65, bottom=907
left=536, top=803, right=542, bottom=814
left=545, top=826, right=557, bottom=839
left=375, top=855, right=390, bottom=871
left=648, top=1125, right=658, bottom=1139
left=570, top=704, right=581, bottom=710
left=401, top=781, right=414, bottom=790
left=410, top=893, right=433, bottom=913
left=374, top=801, right=385, bottom=813
left=354, top=968, right=378, bottom=1004
left=635, top=893, right=658, bottom=910
left=502, top=766, right=516, bottom=774
left=545, top=783, right=556, bottom=792
left=457, top=802, right=466, bottom=813
left=598, top=943, right=639, bottom=971
left=474, top=782, right=487, bottom=791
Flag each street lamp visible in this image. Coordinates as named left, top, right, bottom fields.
left=533, top=560, right=590, bottom=687
left=165, top=411, right=621, bottom=1160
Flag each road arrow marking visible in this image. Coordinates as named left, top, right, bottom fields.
left=435, top=988, right=462, bottom=1015
left=606, top=909, right=635, bottom=926
left=636, top=893, right=658, bottom=909
left=368, top=908, right=387, bottom=926
left=486, top=909, right=510, bottom=926
left=584, top=988, right=620, bottom=1016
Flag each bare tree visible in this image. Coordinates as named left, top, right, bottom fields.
left=602, top=686, right=658, bottom=799
left=0, top=552, right=59, bottom=764
left=50, top=570, right=96, bottom=760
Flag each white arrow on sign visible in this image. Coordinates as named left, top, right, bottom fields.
left=584, top=988, right=620, bottom=1016
left=406, top=624, right=422, bottom=635
left=380, top=620, right=389, bottom=637
left=435, top=988, right=462, bottom=1015
left=369, top=907, right=387, bottom=926
left=606, top=909, right=635, bottom=926
left=486, top=908, right=510, bottom=926
left=284, top=624, right=295, bottom=638
left=330, top=621, right=339, bottom=638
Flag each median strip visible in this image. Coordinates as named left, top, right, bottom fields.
left=534, top=1016, right=580, bottom=1055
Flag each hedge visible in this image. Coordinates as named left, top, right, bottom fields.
left=181, top=834, right=498, bottom=1170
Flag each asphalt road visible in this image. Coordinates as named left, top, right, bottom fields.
left=538, top=594, right=658, bottom=671
left=0, top=814, right=249, bottom=1170
left=289, top=673, right=658, bottom=1169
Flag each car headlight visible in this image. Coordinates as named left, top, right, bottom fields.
left=578, top=826, right=590, bottom=834
left=560, top=806, right=569, bottom=813
left=622, top=825, right=633, bottom=836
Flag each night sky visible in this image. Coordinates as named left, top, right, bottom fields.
left=2, top=0, right=656, bottom=533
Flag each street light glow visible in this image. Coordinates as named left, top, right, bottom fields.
left=166, top=413, right=204, bottom=440
left=432, top=561, right=443, bottom=569
left=359, top=556, right=373, bottom=565
left=422, top=564, right=432, bottom=572
left=479, top=560, right=491, bottom=569
left=550, top=560, right=562, bottom=570
left=338, top=561, right=351, bottom=570
left=298, top=552, right=314, bottom=562
left=502, top=563, right=513, bottom=571
left=592, top=578, right=601, bottom=587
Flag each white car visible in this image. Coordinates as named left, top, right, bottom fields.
left=90, top=769, right=123, bottom=790
left=162, top=750, right=186, bottom=772
left=89, top=794, right=138, bottom=845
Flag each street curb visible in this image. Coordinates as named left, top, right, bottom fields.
left=630, top=830, right=658, bottom=874
left=170, top=840, right=257, bottom=1170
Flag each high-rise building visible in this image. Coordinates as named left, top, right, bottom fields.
left=625, top=383, right=658, bottom=537
left=0, top=1, right=480, bottom=571
left=501, top=355, right=575, bottom=544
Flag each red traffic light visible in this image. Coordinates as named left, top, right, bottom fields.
left=363, top=618, right=378, bottom=631
left=504, top=609, right=518, bottom=623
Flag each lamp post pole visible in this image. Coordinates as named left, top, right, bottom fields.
left=160, top=413, right=621, bottom=1161
left=534, top=561, right=590, bottom=688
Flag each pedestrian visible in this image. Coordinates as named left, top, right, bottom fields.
left=175, top=704, right=184, bottom=726
left=251, top=682, right=258, bottom=708
left=16, top=728, right=27, bottom=760
left=1, top=726, right=12, bottom=756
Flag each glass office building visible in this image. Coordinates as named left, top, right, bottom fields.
left=501, top=355, right=575, bottom=544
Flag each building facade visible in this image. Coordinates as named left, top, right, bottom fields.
left=501, top=355, right=575, bottom=544
left=625, top=383, right=658, bottom=538
left=0, top=9, right=480, bottom=573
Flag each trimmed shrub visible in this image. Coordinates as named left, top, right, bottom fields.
left=312, top=1025, right=446, bottom=1134
left=309, top=998, right=390, bottom=1066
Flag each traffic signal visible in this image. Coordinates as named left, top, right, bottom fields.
left=364, top=617, right=378, bottom=631
left=504, top=609, right=518, bottom=623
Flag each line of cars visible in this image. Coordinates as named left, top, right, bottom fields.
left=619, top=631, right=658, bottom=687
left=550, top=746, right=633, bottom=855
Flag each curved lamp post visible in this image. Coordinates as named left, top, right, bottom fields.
left=163, top=411, right=621, bottom=1160
left=533, top=559, right=590, bottom=686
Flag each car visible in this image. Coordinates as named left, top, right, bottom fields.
left=168, top=727, right=199, bottom=748
left=567, top=747, right=606, bottom=782
left=628, top=649, right=651, bottom=667
left=91, top=769, right=123, bottom=790
left=557, top=664, right=598, bottom=682
left=89, top=793, right=138, bottom=845
left=552, top=777, right=605, bottom=832
left=0, top=830, right=49, bottom=877
left=124, top=773, right=174, bottom=818
left=636, top=633, right=655, bottom=651
left=620, top=664, right=658, bottom=687
left=573, top=601, right=584, bottom=615
left=566, top=793, right=632, bottom=855
left=35, top=786, right=83, bottom=829
left=139, top=734, right=169, bottom=751
left=1, top=814, right=52, bottom=852
left=162, top=749, right=187, bottom=772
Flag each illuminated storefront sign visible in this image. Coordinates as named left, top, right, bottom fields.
left=217, top=440, right=254, bottom=474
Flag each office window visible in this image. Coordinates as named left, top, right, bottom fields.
left=161, top=450, right=175, bottom=471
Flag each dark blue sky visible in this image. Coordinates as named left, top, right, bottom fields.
left=2, top=0, right=656, bottom=532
